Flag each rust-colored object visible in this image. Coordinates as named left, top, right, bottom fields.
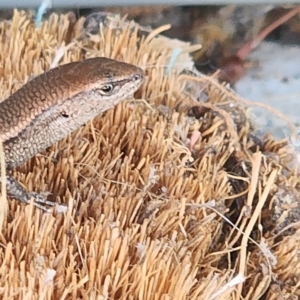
left=220, top=6, right=300, bottom=85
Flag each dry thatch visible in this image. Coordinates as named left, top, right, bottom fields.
left=0, top=9, right=300, bottom=300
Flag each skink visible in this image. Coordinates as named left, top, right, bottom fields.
left=0, top=57, right=144, bottom=210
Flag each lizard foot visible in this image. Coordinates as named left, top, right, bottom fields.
left=5, top=175, right=57, bottom=212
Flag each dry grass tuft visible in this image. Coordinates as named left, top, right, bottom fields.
left=0, top=10, right=299, bottom=299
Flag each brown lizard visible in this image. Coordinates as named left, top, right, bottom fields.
left=0, top=57, right=144, bottom=211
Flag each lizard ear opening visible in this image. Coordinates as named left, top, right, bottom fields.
left=61, top=112, right=69, bottom=118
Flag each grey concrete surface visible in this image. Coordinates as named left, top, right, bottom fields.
left=235, top=41, right=300, bottom=138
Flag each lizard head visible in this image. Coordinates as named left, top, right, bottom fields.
left=62, top=57, right=145, bottom=100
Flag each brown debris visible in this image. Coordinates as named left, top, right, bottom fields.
left=0, top=9, right=300, bottom=299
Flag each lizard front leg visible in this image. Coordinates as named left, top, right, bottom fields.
left=5, top=174, right=56, bottom=212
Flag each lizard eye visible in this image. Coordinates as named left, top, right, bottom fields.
left=99, top=84, right=114, bottom=95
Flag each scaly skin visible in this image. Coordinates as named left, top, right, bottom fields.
left=0, top=57, right=144, bottom=210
